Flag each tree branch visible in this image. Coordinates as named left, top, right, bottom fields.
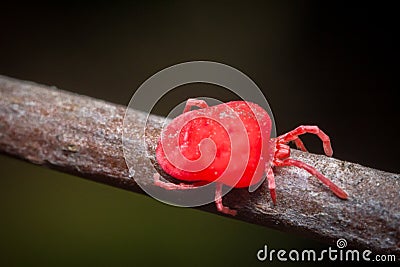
left=0, top=75, right=399, bottom=257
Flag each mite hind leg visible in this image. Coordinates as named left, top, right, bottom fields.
left=183, top=98, right=209, bottom=113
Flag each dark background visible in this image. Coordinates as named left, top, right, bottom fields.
left=0, top=1, right=397, bottom=266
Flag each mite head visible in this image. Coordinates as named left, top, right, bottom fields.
left=273, top=139, right=291, bottom=161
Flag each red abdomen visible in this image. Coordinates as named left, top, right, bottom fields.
left=156, top=101, right=273, bottom=188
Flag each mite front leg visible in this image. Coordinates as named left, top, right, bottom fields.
left=275, top=158, right=348, bottom=199
left=277, top=125, right=333, bottom=156
left=293, top=137, right=308, bottom=152
left=183, top=98, right=209, bottom=113
left=215, top=183, right=237, bottom=216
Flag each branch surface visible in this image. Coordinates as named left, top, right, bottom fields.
left=0, top=75, right=399, bottom=257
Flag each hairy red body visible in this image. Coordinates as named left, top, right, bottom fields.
left=155, top=99, right=348, bottom=216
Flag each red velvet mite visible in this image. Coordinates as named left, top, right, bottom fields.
left=154, top=99, right=348, bottom=215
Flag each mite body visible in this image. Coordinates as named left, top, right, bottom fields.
left=155, top=99, right=348, bottom=216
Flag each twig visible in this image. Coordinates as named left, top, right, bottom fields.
left=0, top=75, right=399, bottom=257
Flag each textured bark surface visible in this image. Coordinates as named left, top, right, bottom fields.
left=0, top=75, right=399, bottom=257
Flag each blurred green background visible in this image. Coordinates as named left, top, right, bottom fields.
left=0, top=1, right=397, bottom=266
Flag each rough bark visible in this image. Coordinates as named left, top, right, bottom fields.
left=0, top=75, right=399, bottom=257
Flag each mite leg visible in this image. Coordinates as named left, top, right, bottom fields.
left=277, top=125, right=333, bottom=156
left=293, top=137, right=308, bottom=152
left=154, top=173, right=197, bottom=190
left=183, top=98, right=209, bottom=113
left=215, top=183, right=237, bottom=216
left=266, top=166, right=277, bottom=205
left=154, top=174, right=237, bottom=216
left=275, top=158, right=348, bottom=199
